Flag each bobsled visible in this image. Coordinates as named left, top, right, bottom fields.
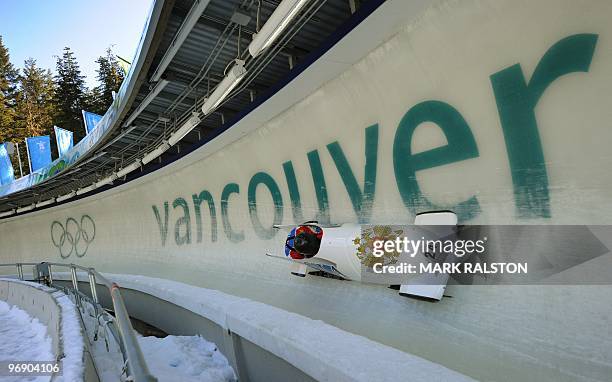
left=266, top=211, right=458, bottom=301
left=266, top=222, right=363, bottom=280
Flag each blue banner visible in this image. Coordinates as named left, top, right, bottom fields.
left=0, top=143, right=14, bottom=185
left=54, top=126, right=74, bottom=157
left=82, top=110, right=103, bottom=134
left=0, top=0, right=152, bottom=198
left=25, top=136, right=52, bottom=172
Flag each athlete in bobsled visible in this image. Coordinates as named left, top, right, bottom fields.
left=284, top=224, right=323, bottom=259
left=268, top=221, right=363, bottom=280
left=266, top=210, right=459, bottom=301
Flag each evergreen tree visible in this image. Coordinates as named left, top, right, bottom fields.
left=15, top=58, right=55, bottom=137
left=0, top=36, right=19, bottom=143
left=14, top=58, right=56, bottom=164
left=0, top=44, right=129, bottom=178
left=83, top=86, right=106, bottom=115
left=0, top=36, right=25, bottom=176
left=54, top=47, right=86, bottom=143
left=94, top=47, right=125, bottom=110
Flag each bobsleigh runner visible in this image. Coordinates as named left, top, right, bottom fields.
left=266, top=211, right=458, bottom=301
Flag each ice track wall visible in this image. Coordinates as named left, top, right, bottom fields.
left=1, top=0, right=612, bottom=381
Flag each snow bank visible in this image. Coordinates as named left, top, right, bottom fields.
left=79, top=300, right=124, bottom=382
left=0, top=279, right=84, bottom=381
left=0, top=299, right=54, bottom=382
left=53, top=292, right=84, bottom=382
left=78, top=297, right=236, bottom=382
left=138, top=334, right=236, bottom=382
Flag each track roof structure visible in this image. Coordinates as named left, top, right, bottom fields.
left=0, top=0, right=374, bottom=216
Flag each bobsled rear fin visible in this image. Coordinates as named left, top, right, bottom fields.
left=414, top=211, right=458, bottom=226
left=274, top=221, right=341, bottom=229
left=273, top=224, right=297, bottom=230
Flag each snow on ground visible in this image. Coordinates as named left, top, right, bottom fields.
left=0, top=279, right=84, bottom=382
left=53, top=292, right=84, bottom=382
left=78, top=299, right=235, bottom=382
left=0, top=299, right=53, bottom=382
left=137, top=334, right=236, bottom=382
left=79, top=300, right=124, bottom=382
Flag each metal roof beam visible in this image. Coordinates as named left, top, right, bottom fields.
left=151, top=0, right=213, bottom=82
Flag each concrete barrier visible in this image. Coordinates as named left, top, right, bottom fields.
left=52, top=274, right=474, bottom=382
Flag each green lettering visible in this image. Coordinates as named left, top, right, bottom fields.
left=327, top=124, right=378, bottom=223
left=192, top=190, right=217, bottom=243
left=248, top=172, right=284, bottom=239
left=393, top=100, right=480, bottom=222
left=152, top=202, right=169, bottom=246
left=173, top=197, right=191, bottom=245
left=282, top=161, right=304, bottom=224
left=307, top=150, right=330, bottom=225
left=490, top=33, right=598, bottom=218
left=221, top=183, right=244, bottom=243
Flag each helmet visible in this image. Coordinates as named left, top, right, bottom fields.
left=285, top=224, right=323, bottom=259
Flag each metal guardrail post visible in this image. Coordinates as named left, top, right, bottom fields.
left=0, top=262, right=157, bottom=381
left=70, top=265, right=79, bottom=292
left=88, top=269, right=99, bottom=304
left=110, top=283, right=157, bottom=381
left=47, top=263, right=53, bottom=285
left=70, top=265, right=82, bottom=310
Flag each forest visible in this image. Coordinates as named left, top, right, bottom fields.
left=0, top=35, right=125, bottom=177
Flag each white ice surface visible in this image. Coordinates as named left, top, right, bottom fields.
left=0, top=299, right=53, bottom=382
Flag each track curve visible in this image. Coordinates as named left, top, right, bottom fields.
left=1, top=0, right=612, bottom=380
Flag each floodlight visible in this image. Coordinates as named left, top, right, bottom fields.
left=248, top=0, right=310, bottom=57
left=201, top=61, right=247, bottom=115
left=169, top=113, right=202, bottom=145
left=142, top=141, right=170, bottom=164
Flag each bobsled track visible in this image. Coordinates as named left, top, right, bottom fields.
left=1, top=0, right=612, bottom=381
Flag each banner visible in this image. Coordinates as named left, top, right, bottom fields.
left=25, top=136, right=52, bottom=172
left=54, top=126, right=74, bottom=157
left=82, top=110, right=103, bottom=134
left=0, top=0, right=146, bottom=198
left=0, top=143, right=14, bottom=185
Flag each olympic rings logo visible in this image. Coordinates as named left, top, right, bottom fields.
left=50, top=215, right=96, bottom=259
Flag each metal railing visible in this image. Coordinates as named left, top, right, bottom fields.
left=0, top=262, right=157, bottom=382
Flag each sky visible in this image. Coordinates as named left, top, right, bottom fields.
left=0, top=0, right=154, bottom=87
